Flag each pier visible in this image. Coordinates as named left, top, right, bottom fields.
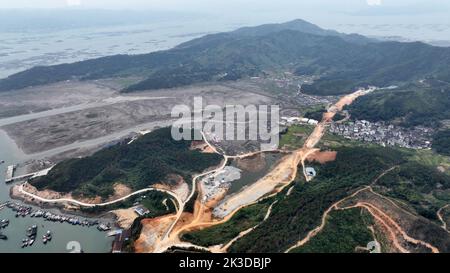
left=5, top=166, right=53, bottom=184
left=107, top=229, right=123, bottom=237
left=5, top=165, right=16, bottom=183
left=111, top=229, right=130, bottom=253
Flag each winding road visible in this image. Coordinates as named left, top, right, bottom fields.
left=18, top=87, right=381, bottom=253
left=18, top=182, right=182, bottom=209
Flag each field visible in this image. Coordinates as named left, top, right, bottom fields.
left=279, top=125, right=314, bottom=150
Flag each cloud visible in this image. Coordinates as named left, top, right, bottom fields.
left=66, top=0, right=82, bottom=7
left=366, top=0, right=382, bottom=6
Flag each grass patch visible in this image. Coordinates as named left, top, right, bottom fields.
left=279, top=125, right=314, bottom=149
left=403, top=148, right=450, bottom=175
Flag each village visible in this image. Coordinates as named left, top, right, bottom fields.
left=249, top=72, right=337, bottom=107
left=329, top=120, right=434, bottom=149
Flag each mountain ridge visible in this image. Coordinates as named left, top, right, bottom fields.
left=1, top=19, right=449, bottom=95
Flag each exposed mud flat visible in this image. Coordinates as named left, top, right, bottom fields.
left=0, top=81, right=118, bottom=118
left=1, top=82, right=274, bottom=154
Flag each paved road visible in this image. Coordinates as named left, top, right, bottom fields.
left=18, top=182, right=181, bottom=209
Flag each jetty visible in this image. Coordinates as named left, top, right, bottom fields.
left=5, top=165, right=16, bottom=183
left=107, top=229, right=123, bottom=237
left=111, top=229, right=130, bottom=253
left=5, top=166, right=53, bottom=184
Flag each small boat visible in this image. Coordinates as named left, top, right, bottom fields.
left=97, top=223, right=111, bottom=231
left=0, top=232, right=7, bottom=240
left=0, top=160, right=5, bottom=164
left=28, top=239, right=34, bottom=246
left=26, top=225, right=38, bottom=237
left=0, top=219, right=9, bottom=228
left=42, top=230, right=52, bottom=244
left=21, top=238, right=28, bottom=247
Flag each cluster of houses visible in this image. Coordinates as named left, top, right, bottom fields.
left=329, top=120, right=433, bottom=149
left=250, top=73, right=335, bottom=106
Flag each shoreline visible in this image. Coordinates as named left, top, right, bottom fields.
left=8, top=185, right=117, bottom=221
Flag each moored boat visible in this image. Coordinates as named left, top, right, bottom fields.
left=26, top=225, right=38, bottom=237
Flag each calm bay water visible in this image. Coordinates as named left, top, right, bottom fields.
left=0, top=129, right=114, bottom=253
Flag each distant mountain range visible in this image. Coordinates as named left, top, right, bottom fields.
left=1, top=19, right=450, bottom=95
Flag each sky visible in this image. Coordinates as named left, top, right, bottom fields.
left=0, top=0, right=447, bottom=12
left=0, top=1, right=449, bottom=22
left=0, top=0, right=449, bottom=40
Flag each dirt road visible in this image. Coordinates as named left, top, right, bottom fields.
left=437, top=204, right=450, bottom=232
left=141, top=88, right=375, bottom=252
left=18, top=181, right=182, bottom=209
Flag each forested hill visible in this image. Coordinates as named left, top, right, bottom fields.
left=30, top=127, right=222, bottom=199
left=1, top=19, right=450, bottom=95
left=347, top=80, right=450, bottom=128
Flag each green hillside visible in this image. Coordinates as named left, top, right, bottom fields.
left=348, top=81, right=450, bottom=127
left=433, top=129, right=450, bottom=156
left=225, top=146, right=450, bottom=253
left=30, top=127, right=222, bottom=199
left=290, top=208, right=374, bottom=253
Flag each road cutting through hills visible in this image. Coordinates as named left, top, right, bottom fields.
left=437, top=204, right=450, bottom=233
left=144, top=88, right=375, bottom=253
left=285, top=181, right=440, bottom=253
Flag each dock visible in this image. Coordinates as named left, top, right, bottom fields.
left=5, top=166, right=53, bottom=184
left=5, top=165, right=16, bottom=183
left=107, top=229, right=123, bottom=237
left=111, top=229, right=130, bottom=253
